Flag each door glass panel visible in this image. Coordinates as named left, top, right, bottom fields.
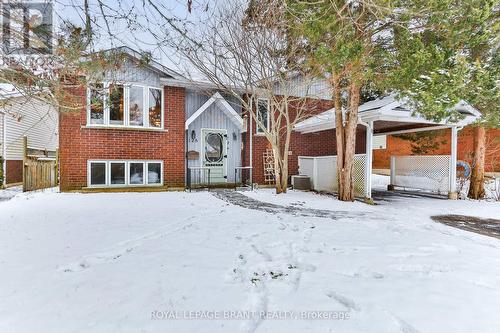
left=205, top=133, right=223, bottom=163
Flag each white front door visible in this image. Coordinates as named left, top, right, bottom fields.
left=202, top=129, right=227, bottom=183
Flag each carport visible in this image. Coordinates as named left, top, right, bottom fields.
left=294, top=95, right=480, bottom=201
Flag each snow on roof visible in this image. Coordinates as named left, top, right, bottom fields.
left=0, top=83, right=23, bottom=100
left=295, top=95, right=480, bottom=133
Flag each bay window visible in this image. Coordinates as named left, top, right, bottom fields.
left=88, top=160, right=163, bottom=187
left=87, top=83, right=163, bottom=129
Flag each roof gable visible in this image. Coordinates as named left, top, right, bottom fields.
left=185, top=92, right=244, bottom=130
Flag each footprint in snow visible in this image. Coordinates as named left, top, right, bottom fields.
left=326, top=291, right=360, bottom=312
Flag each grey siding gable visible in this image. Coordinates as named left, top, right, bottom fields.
left=275, top=75, right=332, bottom=100
left=185, top=89, right=244, bottom=183
left=100, top=58, right=164, bottom=87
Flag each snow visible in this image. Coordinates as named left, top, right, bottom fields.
left=0, top=187, right=499, bottom=333
left=0, top=185, right=22, bottom=201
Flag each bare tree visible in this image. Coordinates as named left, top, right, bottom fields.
left=172, top=1, right=324, bottom=193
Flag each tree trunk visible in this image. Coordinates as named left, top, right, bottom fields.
left=272, top=146, right=283, bottom=194
left=468, top=126, right=486, bottom=199
left=332, top=76, right=345, bottom=199
left=338, top=83, right=360, bottom=201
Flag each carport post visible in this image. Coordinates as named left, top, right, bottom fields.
left=364, top=121, right=374, bottom=204
left=448, top=126, right=458, bottom=199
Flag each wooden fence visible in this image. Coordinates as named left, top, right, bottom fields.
left=22, top=137, right=58, bottom=192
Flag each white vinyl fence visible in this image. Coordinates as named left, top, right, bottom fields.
left=298, top=154, right=366, bottom=196
left=390, top=155, right=450, bottom=193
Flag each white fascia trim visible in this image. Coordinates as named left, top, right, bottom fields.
left=185, top=92, right=243, bottom=130
left=161, top=78, right=250, bottom=93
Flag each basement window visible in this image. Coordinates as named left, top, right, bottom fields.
left=87, top=83, right=163, bottom=129
left=87, top=160, right=163, bottom=187
left=89, top=162, right=106, bottom=186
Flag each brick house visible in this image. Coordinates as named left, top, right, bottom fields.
left=59, top=47, right=339, bottom=191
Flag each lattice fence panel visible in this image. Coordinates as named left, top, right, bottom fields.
left=353, top=155, right=366, bottom=196
left=391, top=155, right=450, bottom=193
left=262, top=149, right=275, bottom=184
left=298, top=154, right=366, bottom=197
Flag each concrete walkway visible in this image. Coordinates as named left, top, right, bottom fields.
left=211, top=190, right=370, bottom=220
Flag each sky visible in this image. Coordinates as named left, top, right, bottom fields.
left=54, top=0, right=222, bottom=74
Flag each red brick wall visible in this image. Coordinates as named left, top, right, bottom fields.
left=6, top=160, right=22, bottom=184
left=242, top=99, right=367, bottom=184
left=59, top=85, right=186, bottom=191
left=373, top=127, right=499, bottom=172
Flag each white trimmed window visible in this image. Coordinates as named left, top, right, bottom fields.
left=256, top=98, right=270, bottom=134
left=87, top=160, right=163, bottom=187
left=87, top=83, right=163, bottom=129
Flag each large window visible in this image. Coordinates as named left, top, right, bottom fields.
left=87, top=83, right=163, bottom=129
left=88, top=160, right=163, bottom=187
left=129, top=86, right=144, bottom=126
left=149, top=88, right=162, bottom=128
left=89, top=84, right=105, bottom=124
left=256, top=98, right=269, bottom=134
left=109, top=84, right=124, bottom=125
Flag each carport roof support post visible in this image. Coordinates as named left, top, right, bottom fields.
left=448, top=126, right=458, bottom=199
left=364, top=121, right=374, bottom=203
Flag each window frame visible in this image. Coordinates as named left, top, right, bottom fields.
left=128, top=161, right=146, bottom=186
left=108, top=160, right=127, bottom=187
left=87, top=160, right=163, bottom=188
left=87, top=160, right=108, bottom=187
left=146, top=161, right=163, bottom=185
left=86, top=82, right=164, bottom=130
left=256, top=98, right=270, bottom=135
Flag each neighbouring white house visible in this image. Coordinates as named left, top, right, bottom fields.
left=0, top=84, right=58, bottom=186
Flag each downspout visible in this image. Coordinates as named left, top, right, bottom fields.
left=2, top=113, right=6, bottom=187
left=185, top=129, right=188, bottom=190
left=249, top=99, right=253, bottom=188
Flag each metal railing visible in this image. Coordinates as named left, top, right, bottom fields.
left=234, top=166, right=253, bottom=190
left=187, top=167, right=211, bottom=192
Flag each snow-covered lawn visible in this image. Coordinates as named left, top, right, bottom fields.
left=0, top=187, right=499, bottom=333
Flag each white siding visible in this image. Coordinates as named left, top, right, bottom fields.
left=373, top=135, right=387, bottom=150
left=2, top=97, right=58, bottom=160
left=274, top=75, right=332, bottom=100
